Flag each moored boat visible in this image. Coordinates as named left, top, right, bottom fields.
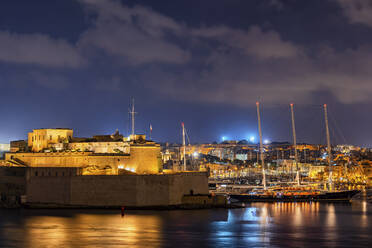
left=229, top=189, right=360, bottom=202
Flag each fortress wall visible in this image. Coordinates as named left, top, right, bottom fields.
left=135, top=175, right=171, bottom=206
left=25, top=172, right=209, bottom=207
left=5, top=149, right=160, bottom=174
left=126, top=146, right=161, bottom=174
left=70, top=176, right=138, bottom=206
left=26, top=176, right=71, bottom=204
left=5, top=152, right=93, bottom=167
left=168, top=173, right=209, bottom=205
left=0, top=167, right=26, bottom=196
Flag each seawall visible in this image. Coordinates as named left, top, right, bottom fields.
left=1, top=167, right=227, bottom=209
left=26, top=172, right=209, bottom=208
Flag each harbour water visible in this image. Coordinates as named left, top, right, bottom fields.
left=0, top=202, right=370, bottom=247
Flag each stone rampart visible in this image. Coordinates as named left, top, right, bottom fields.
left=25, top=172, right=209, bottom=207
left=0, top=167, right=27, bottom=207
left=5, top=146, right=161, bottom=174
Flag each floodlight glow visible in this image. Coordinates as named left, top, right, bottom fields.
left=193, top=152, right=199, bottom=158
left=249, top=136, right=255, bottom=142
left=264, top=139, right=270, bottom=144
left=222, top=136, right=226, bottom=141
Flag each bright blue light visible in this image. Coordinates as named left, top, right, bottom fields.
left=264, top=139, right=270, bottom=144
left=249, top=136, right=255, bottom=142
left=222, top=136, right=226, bottom=141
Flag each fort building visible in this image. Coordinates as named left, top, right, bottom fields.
left=1, top=129, right=221, bottom=209
left=6, top=128, right=162, bottom=175
left=28, top=128, right=73, bottom=152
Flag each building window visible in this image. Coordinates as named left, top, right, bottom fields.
left=58, top=135, right=61, bottom=141
left=50, top=135, right=52, bottom=140
left=35, top=171, right=38, bottom=176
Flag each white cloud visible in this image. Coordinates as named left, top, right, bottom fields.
left=0, top=31, right=85, bottom=68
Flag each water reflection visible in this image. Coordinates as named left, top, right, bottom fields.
left=18, top=211, right=163, bottom=248
left=0, top=202, right=370, bottom=248
left=25, top=216, right=70, bottom=247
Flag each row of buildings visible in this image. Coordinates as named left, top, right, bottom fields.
left=160, top=141, right=371, bottom=188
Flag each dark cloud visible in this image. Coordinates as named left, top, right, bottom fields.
left=78, top=0, right=190, bottom=65
left=192, top=25, right=301, bottom=59
left=0, top=31, right=85, bottom=68
left=0, top=70, right=70, bottom=90
left=94, top=76, right=122, bottom=91
left=1, top=0, right=372, bottom=145
left=336, top=0, right=372, bottom=27
left=1, top=0, right=372, bottom=106
left=267, top=0, right=285, bottom=11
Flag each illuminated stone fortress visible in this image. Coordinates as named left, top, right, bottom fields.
left=6, top=128, right=161, bottom=175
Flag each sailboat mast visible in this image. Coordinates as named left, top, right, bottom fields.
left=323, top=104, right=333, bottom=191
left=182, top=122, right=186, bottom=171
left=290, top=103, right=300, bottom=186
left=256, top=102, right=266, bottom=190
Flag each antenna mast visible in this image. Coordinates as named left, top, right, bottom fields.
left=290, top=103, right=300, bottom=186
left=256, top=102, right=266, bottom=190
left=129, top=98, right=137, bottom=136
left=182, top=122, right=186, bottom=171
left=323, top=104, right=333, bottom=191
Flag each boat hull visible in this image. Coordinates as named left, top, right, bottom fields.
left=229, top=190, right=361, bottom=203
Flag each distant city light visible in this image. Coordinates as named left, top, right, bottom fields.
left=193, top=152, right=199, bottom=158
left=249, top=136, right=255, bottom=142
left=221, top=136, right=227, bottom=141
left=264, top=139, right=270, bottom=144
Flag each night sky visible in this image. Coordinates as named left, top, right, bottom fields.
left=0, top=0, right=371, bottom=146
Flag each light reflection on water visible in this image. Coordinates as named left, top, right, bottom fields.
left=0, top=202, right=370, bottom=248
